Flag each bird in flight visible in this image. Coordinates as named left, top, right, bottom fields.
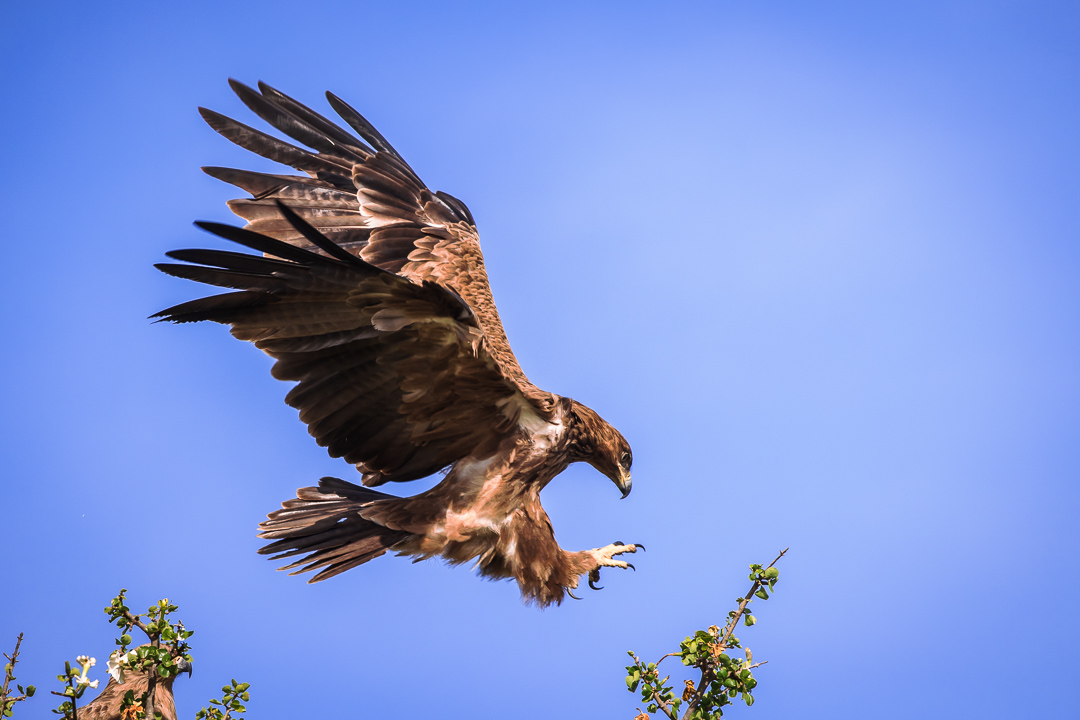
left=155, top=80, right=639, bottom=606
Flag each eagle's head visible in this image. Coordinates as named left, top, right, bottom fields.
left=567, top=400, right=633, bottom=498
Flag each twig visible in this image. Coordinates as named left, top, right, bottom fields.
left=1, top=633, right=33, bottom=715
left=119, top=608, right=151, bottom=636
left=683, top=663, right=711, bottom=719
left=650, top=688, right=678, bottom=720
left=629, top=656, right=678, bottom=720
left=144, top=635, right=160, bottom=720
left=717, top=548, right=787, bottom=650
left=681, top=548, right=788, bottom=719
left=1, top=633, right=23, bottom=700
left=49, top=689, right=79, bottom=720
left=116, top=601, right=165, bottom=718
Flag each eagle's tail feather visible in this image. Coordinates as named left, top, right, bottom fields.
left=258, top=476, right=412, bottom=583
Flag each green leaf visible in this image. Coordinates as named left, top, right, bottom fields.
left=744, top=615, right=756, bottom=626
left=754, top=588, right=769, bottom=600
left=764, top=567, right=779, bottom=579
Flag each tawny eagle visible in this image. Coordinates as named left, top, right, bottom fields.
left=81, top=652, right=190, bottom=720
left=155, top=80, right=639, bottom=606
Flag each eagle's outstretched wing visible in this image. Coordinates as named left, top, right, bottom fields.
left=198, top=80, right=550, bottom=411
left=155, top=205, right=547, bottom=486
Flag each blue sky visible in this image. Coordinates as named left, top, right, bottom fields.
left=2, top=1, right=1078, bottom=717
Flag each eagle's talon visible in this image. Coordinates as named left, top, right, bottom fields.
left=567, top=589, right=582, bottom=600
left=626, top=562, right=635, bottom=572
left=635, top=543, right=646, bottom=552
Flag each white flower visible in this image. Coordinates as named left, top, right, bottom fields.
left=73, top=655, right=98, bottom=689
left=107, top=649, right=136, bottom=683
left=107, top=651, right=124, bottom=682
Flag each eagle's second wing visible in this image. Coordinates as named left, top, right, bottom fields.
left=155, top=207, right=543, bottom=486
left=198, top=80, right=551, bottom=412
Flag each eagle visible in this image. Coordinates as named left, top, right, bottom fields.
left=155, top=80, right=639, bottom=606
left=81, top=652, right=190, bottom=720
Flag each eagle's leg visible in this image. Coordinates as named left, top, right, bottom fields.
left=583, top=542, right=640, bottom=590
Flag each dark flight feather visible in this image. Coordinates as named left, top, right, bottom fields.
left=199, top=107, right=350, bottom=178
left=228, top=79, right=369, bottom=165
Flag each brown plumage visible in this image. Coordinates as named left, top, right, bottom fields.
left=156, top=80, right=639, bottom=606
left=80, top=654, right=189, bottom=720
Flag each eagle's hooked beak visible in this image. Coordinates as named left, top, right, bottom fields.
left=177, top=657, right=193, bottom=679
left=616, top=468, right=632, bottom=499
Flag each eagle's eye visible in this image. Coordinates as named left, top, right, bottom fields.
left=621, top=450, right=632, bottom=469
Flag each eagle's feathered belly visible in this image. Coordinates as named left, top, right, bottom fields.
left=364, top=434, right=567, bottom=575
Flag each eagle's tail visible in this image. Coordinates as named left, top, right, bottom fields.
left=257, top=477, right=413, bottom=582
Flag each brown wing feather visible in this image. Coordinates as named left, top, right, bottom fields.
left=199, top=80, right=553, bottom=412
left=155, top=217, right=537, bottom=486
